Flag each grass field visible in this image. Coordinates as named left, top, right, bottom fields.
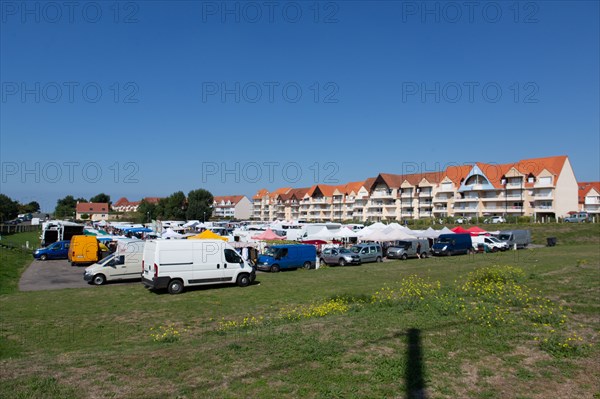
left=0, top=225, right=599, bottom=398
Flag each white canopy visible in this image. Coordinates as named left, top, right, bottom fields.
left=332, top=227, right=360, bottom=239
left=162, top=228, right=183, bottom=239
left=305, top=227, right=337, bottom=241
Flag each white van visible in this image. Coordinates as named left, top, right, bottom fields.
left=141, top=239, right=256, bottom=294
left=84, top=239, right=145, bottom=285
left=471, top=235, right=509, bottom=252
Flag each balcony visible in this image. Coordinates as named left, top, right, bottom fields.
left=371, top=191, right=394, bottom=199
left=418, top=191, right=433, bottom=198
left=400, top=193, right=414, bottom=199
left=534, top=181, right=554, bottom=188
left=455, top=197, right=480, bottom=203
left=584, top=198, right=600, bottom=205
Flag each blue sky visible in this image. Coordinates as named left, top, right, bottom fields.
left=1, top=1, right=599, bottom=212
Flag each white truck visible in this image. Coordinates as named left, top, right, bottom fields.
left=141, top=239, right=256, bottom=294
left=84, top=239, right=145, bottom=285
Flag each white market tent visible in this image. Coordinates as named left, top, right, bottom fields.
left=162, top=228, right=183, bottom=239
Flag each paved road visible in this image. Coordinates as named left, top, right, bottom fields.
left=19, top=259, right=137, bottom=291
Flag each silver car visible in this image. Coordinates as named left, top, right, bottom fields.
left=320, top=247, right=361, bottom=266
left=387, top=239, right=430, bottom=260
left=350, top=244, right=383, bottom=263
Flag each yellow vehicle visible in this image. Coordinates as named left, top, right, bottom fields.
left=69, top=235, right=109, bottom=266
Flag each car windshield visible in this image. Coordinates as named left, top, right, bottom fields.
left=339, top=248, right=352, bottom=254
left=488, top=237, right=501, bottom=243
left=350, top=246, right=361, bottom=253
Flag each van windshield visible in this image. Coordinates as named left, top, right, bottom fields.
left=498, top=234, right=512, bottom=241
left=488, top=237, right=502, bottom=243
left=437, top=237, right=453, bottom=244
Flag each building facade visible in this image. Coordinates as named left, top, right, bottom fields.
left=251, top=156, right=581, bottom=222
left=75, top=202, right=109, bottom=221
left=578, top=182, right=600, bottom=215
left=212, top=195, right=252, bottom=220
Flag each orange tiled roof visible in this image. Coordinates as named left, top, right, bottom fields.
left=253, top=189, right=269, bottom=200
left=214, top=195, right=245, bottom=205
left=578, top=182, right=600, bottom=203
left=76, top=202, right=109, bottom=213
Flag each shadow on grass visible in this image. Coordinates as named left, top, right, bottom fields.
left=406, top=328, right=427, bottom=399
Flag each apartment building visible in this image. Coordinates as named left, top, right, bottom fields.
left=212, top=195, right=252, bottom=220
left=578, top=182, right=600, bottom=215
left=251, top=155, right=580, bottom=222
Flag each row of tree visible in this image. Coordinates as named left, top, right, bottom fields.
left=1, top=189, right=213, bottom=223
left=0, top=194, right=41, bottom=222
left=136, top=189, right=213, bottom=222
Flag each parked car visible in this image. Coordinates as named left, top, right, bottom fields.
left=431, top=234, right=473, bottom=256
left=33, top=240, right=70, bottom=260
left=320, top=247, right=361, bottom=266
left=350, top=244, right=383, bottom=263
left=455, top=217, right=472, bottom=224
left=142, top=239, right=256, bottom=294
left=257, top=244, right=316, bottom=272
left=484, top=216, right=506, bottom=224
left=84, top=239, right=145, bottom=285
left=564, top=212, right=590, bottom=223
left=386, top=239, right=430, bottom=260
left=497, top=230, right=531, bottom=249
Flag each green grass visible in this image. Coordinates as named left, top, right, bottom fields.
left=0, top=225, right=599, bottom=398
left=0, top=231, right=39, bottom=294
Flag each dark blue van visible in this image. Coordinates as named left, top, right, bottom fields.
left=432, top=234, right=473, bottom=256
left=257, top=244, right=316, bottom=272
left=33, top=240, right=70, bottom=261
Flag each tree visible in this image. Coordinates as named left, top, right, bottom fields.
left=0, top=194, right=19, bottom=221
left=137, top=199, right=157, bottom=222
left=18, top=201, right=40, bottom=214
left=156, top=191, right=187, bottom=220
left=186, top=189, right=213, bottom=221
left=54, top=195, right=87, bottom=219
left=89, top=193, right=111, bottom=206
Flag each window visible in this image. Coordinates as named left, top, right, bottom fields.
left=370, top=246, right=377, bottom=253
left=539, top=177, right=552, bottom=185
left=224, top=249, right=242, bottom=264
left=442, top=183, right=452, bottom=191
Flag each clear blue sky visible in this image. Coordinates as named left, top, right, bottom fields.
left=1, top=1, right=599, bottom=212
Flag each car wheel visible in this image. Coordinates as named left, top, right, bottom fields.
left=421, top=252, right=428, bottom=259
left=339, top=258, right=346, bottom=266
left=376, top=256, right=382, bottom=263
left=92, top=274, right=106, bottom=286
left=167, top=279, right=184, bottom=294
left=319, top=258, right=327, bottom=266
left=303, top=261, right=312, bottom=270
left=237, top=274, right=250, bottom=287
left=271, top=264, right=280, bottom=273
left=40, top=254, right=48, bottom=261
left=401, top=253, right=408, bottom=260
